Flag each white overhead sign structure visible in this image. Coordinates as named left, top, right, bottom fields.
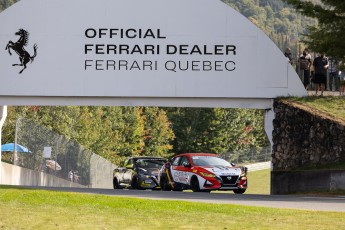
left=0, top=0, right=306, bottom=108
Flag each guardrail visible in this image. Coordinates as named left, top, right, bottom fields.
left=244, top=161, right=271, bottom=172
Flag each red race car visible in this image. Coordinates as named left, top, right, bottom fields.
left=159, top=153, right=247, bottom=194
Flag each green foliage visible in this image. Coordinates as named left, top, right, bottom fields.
left=165, top=108, right=268, bottom=155
left=3, top=106, right=175, bottom=165
left=141, top=107, right=175, bottom=157
left=0, top=0, right=17, bottom=11
left=283, top=0, right=345, bottom=61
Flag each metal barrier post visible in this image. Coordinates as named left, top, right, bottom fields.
left=14, top=117, right=22, bottom=165
left=0, top=106, right=8, bottom=183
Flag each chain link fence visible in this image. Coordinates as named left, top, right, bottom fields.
left=15, top=118, right=117, bottom=188
left=220, top=146, right=271, bottom=165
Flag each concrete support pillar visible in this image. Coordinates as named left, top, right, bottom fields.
left=264, top=108, right=275, bottom=147
left=264, top=106, right=274, bottom=195
left=264, top=105, right=275, bottom=169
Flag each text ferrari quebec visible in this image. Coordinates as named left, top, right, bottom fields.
left=158, top=153, right=248, bottom=194
left=113, top=157, right=166, bottom=190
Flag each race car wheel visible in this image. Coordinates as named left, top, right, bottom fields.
left=113, top=178, right=121, bottom=189
left=172, top=187, right=183, bottom=192
left=160, top=174, right=172, bottom=191
left=191, top=177, right=201, bottom=192
left=131, top=176, right=140, bottom=190
left=233, top=189, right=246, bottom=194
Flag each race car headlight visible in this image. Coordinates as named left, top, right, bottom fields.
left=240, top=166, right=248, bottom=176
left=199, top=172, right=216, bottom=178
left=139, top=174, right=151, bottom=178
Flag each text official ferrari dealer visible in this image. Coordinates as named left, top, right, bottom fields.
left=84, top=28, right=237, bottom=72
left=0, top=0, right=307, bottom=102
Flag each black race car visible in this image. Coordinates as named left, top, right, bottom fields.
left=113, top=156, right=166, bottom=190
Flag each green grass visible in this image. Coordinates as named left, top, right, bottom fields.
left=288, top=96, right=345, bottom=120
left=0, top=185, right=344, bottom=230
left=246, top=169, right=270, bottom=194
left=214, top=168, right=270, bottom=195
left=215, top=168, right=270, bottom=195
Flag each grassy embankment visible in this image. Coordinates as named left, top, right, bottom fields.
left=2, top=169, right=342, bottom=229
left=0, top=182, right=344, bottom=230
left=287, top=96, right=345, bottom=121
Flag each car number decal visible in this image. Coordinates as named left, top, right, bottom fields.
left=172, top=171, right=189, bottom=184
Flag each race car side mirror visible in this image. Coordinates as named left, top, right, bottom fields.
left=126, top=164, right=134, bottom=170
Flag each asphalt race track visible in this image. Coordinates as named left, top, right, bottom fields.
left=27, top=187, right=345, bottom=212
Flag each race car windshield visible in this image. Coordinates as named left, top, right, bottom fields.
left=135, top=159, right=165, bottom=169
left=191, top=156, right=231, bottom=167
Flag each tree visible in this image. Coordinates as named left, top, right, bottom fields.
left=0, top=0, right=18, bottom=11
left=164, top=108, right=211, bottom=154
left=165, top=108, right=268, bottom=155
left=141, top=107, right=175, bottom=157
left=283, top=0, right=345, bottom=61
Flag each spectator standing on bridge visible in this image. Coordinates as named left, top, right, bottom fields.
left=68, top=170, right=74, bottom=182
left=74, top=171, right=79, bottom=183
left=313, top=53, right=329, bottom=96
left=284, top=48, right=293, bottom=65
left=328, top=58, right=339, bottom=91
left=298, top=49, right=312, bottom=89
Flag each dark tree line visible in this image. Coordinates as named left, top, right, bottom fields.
left=3, top=106, right=268, bottom=164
